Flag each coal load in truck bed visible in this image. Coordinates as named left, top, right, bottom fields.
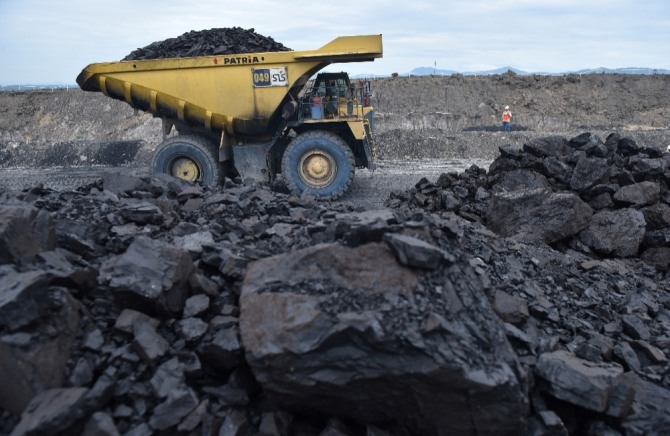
left=122, top=27, right=291, bottom=61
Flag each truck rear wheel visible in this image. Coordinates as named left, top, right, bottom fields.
left=152, top=135, right=222, bottom=186
left=281, top=131, right=354, bottom=200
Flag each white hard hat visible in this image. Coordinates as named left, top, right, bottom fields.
left=505, top=105, right=509, bottom=109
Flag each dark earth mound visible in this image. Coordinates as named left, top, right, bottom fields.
left=122, top=27, right=291, bottom=61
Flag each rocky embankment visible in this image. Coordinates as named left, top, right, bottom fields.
left=1, top=130, right=670, bottom=435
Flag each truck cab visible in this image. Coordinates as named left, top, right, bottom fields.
left=299, top=72, right=373, bottom=121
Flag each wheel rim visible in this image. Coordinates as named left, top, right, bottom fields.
left=298, top=149, right=337, bottom=188
left=170, top=156, right=201, bottom=182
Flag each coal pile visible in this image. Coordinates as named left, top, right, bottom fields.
left=388, top=132, right=670, bottom=272
left=122, top=27, right=291, bottom=61
left=2, top=133, right=670, bottom=435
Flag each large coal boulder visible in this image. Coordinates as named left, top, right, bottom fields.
left=123, top=27, right=291, bottom=60
left=485, top=188, right=593, bottom=244
left=239, top=240, right=528, bottom=435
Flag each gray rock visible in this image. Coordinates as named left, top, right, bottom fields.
left=622, top=314, right=651, bottom=341
left=123, top=423, right=152, bottom=436
left=132, top=322, right=169, bottom=364
left=493, top=290, right=529, bottom=325
left=535, top=350, right=624, bottom=412
left=588, top=192, right=614, bottom=210
left=81, top=411, right=121, bottom=436
left=114, top=308, right=160, bottom=334
left=118, top=201, right=165, bottom=225
left=523, top=136, right=569, bottom=158
left=0, top=206, right=55, bottom=265
left=318, top=418, right=354, bottom=436
left=579, top=209, right=646, bottom=257
left=176, top=317, right=209, bottom=342
left=494, top=169, right=551, bottom=192
left=439, top=190, right=461, bottom=211
left=177, top=399, right=209, bottom=432
left=9, top=387, right=88, bottom=436
left=82, top=328, right=105, bottom=351
left=604, top=380, right=636, bottom=419
left=189, top=272, right=221, bottom=297
left=198, top=325, right=242, bottom=371
left=631, top=340, right=668, bottom=364
left=570, top=156, right=610, bottom=192
left=643, top=228, right=670, bottom=249
left=200, top=246, right=250, bottom=280
left=101, top=172, right=150, bottom=194
left=183, top=294, right=210, bottom=318
left=172, top=231, right=214, bottom=253
left=68, top=357, right=94, bottom=387
left=641, top=203, right=670, bottom=230
left=202, top=384, right=249, bottom=407
left=258, top=411, right=292, bottom=436
left=525, top=410, right=569, bottom=436
left=334, top=209, right=398, bottom=246
left=619, top=372, right=670, bottom=434
left=218, top=409, right=251, bottom=436
left=613, top=181, right=660, bottom=207
left=55, top=219, right=105, bottom=260
left=542, top=157, right=574, bottom=185
left=0, top=280, right=80, bottom=414
left=613, top=341, right=641, bottom=372
left=628, top=155, right=667, bottom=177
left=574, top=342, right=603, bottom=363
left=105, top=236, right=194, bottom=316
left=150, top=358, right=185, bottom=398
left=148, top=386, right=199, bottom=431
left=383, top=232, right=450, bottom=270
left=486, top=189, right=593, bottom=244
left=0, top=270, right=53, bottom=330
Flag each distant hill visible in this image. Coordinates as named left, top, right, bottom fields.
left=0, top=84, right=76, bottom=91
left=568, top=67, right=670, bottom=75
left=351, top=66, right=670, bottom=79
left=406, top=66, right=670, bottom=77
left=409, top=66, right=526, bottom=76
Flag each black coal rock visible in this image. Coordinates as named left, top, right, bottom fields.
left=122, top=27, right=291, bottom=61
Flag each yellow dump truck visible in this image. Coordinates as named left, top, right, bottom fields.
left=76, top=34, right=383, bottom=199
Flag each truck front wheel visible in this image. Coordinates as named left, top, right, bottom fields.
left=281, top=131, right=354, bottom=200
left=152, top=135, right=222, bottom=186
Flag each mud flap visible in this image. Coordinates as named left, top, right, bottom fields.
left=232, top=143, right=271, bottom=182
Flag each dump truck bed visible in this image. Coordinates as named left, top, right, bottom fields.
left=76, top=35, right=382, bottom=138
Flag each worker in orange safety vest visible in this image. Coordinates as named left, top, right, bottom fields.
left=502, top=105, right=512, bottom=132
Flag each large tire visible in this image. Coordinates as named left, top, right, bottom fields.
left=151, top=135, right=222, bottom=186
left=281, top=131, right=355, bottom=200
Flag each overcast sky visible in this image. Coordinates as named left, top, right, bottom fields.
left=1, top=0, right=668, bottom=85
